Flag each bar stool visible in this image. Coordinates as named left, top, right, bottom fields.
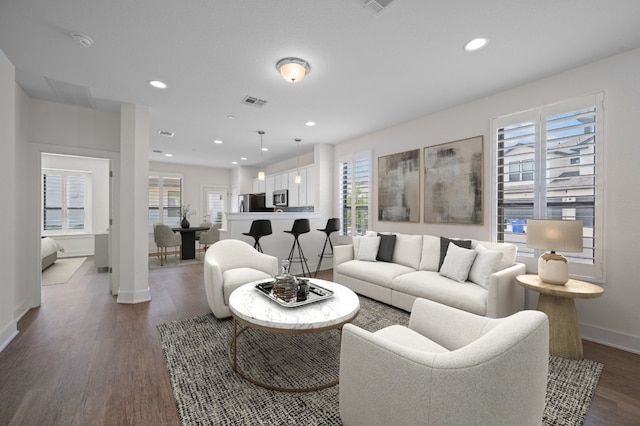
left=314, top=218, right=341, bottom=277
left=242, top=220, right=272, bottom=253
left=284, top=219, right=311, bottom=277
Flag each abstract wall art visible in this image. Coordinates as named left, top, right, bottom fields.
left=424, top=136, right=483, bottom=224
left=378, top=149, right=420, bottom=222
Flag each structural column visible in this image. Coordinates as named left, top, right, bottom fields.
left=117, top=103, right=151, bottom=304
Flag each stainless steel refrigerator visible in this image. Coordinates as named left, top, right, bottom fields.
left=238, top=193, right=268, bottom=212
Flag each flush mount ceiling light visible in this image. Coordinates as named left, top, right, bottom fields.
left=464, top=37, right=489, bottom=52
left=305, top=121, right=316, bottom=127
left=213, top=140, right=223, bottom=144
left=148, top=80, right=168, bottom=89
left=276, top=57, right=311, bottom=83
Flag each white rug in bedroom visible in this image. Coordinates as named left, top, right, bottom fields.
left=41, top=257, right=87, bottom=286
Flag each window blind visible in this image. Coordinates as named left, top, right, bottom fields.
left=43, top=171, right=86, bottom=233
left=493, top=92, right=604, bottom=280
left=338, top=151, right=371, bottom=236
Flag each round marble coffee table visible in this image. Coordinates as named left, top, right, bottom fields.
left=228, top=278, right=360, bottom=392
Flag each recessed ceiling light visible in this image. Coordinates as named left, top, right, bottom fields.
left=213, top=140, right=223, bottom=144
left=152, top=149, right=163, bottom=154
left=149, top=80, right=168, bottom=89
left=305, top=121, right=316, bottom=127
left=227, top=115, right=235, bottom=120
left=165, top=153, right=173, bottom=157
left=464, top=37, right=489, bottom=52
left=158, top=130, right=174, bottom=137
left=240, top=157, right=247, bottom=161
left=261, top=147, right=269, bottom=152
left=232, top=161, right=238, bottom=165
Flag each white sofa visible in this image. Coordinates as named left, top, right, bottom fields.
left=339, top=298, right=549, bottom=425
left=333, top=233, right=526, bottom=318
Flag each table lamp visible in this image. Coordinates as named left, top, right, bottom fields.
left=526, top=219, right=583, bottom=285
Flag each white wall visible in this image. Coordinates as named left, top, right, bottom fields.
left=334, top=48, right=640, bottom=353
left=0, top=49, right=18, bottom=351
left=41, top=154, right=110, bottom=257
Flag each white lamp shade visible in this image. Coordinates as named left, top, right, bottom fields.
left=258, top=171, right=265, bottom=181
left=526, top=219, right=583, bottom=252
left=526, top=219, right=583, bottom=285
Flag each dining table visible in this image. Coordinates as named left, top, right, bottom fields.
left=171, top=226, right=210, bottom=260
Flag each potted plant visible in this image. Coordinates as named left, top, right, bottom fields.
left=180, top=204, right=196, bottom=228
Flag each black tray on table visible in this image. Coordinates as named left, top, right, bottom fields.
left=254, top=278, right=334, bottom=307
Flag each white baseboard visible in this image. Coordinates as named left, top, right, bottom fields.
left=116, top=288, right=151, bottom=304
left=582, top=323, right=640, bottom=355
left=0, top=321, right=18, bottom=353
left=59, top=249, right=93, bottom=258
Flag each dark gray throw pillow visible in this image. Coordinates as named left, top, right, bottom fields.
left=376, top=233, right=397, bottom=262
left=438, top=237, right=472, bottom=270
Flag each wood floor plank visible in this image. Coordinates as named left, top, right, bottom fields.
left=0, top=258, right=638, bottom=424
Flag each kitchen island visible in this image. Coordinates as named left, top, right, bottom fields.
left=220, top=212, right=331, bottom=275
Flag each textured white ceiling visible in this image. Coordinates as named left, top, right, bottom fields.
left=1, top=0, right=639, bottom=168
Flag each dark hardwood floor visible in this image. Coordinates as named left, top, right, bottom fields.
left=1, top=258, right=638, bottom=425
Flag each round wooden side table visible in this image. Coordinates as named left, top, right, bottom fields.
left=516, top=274, right=604, bottom=360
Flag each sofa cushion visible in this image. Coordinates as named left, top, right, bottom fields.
left=376, top=233, right=397, bottom=262
left=472, top=240, right=518, bottom=271
left=336, top=260, right=414, bottom=288
left=392, top=234, right=423, bottom=270
left=356, top=236, right=380, bottom=261
left=469, top=244, right=503, bottom=289
left=438, top=237, right=472, bottom=270
left=391, top=271, right=488, bottom=316
left=374, top=325, right=449, bottom=353
left=439, top=243, right=477, bottom=282
left=419, top=234, right=441, bottom=271
left=222, top=268, right=273, bottom=304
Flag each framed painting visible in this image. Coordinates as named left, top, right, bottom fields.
left=378, top=149, right=420, bottom=222
left=424, top=136, right=483, bottom=224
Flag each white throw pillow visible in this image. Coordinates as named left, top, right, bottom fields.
left=419, top=234, right=441, bottom=271
left=392, top=233, right=423, bottom=270
left=356, top=236, right=381, bottom=262
left=439, top=242, right=478, bottom=282
left=473, top=240, right=518, bottom=270
left=469, top=244, right=503, bottom=289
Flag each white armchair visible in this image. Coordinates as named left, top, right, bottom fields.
left=339, top=298, right=549, bottom=426
left=203, top=239, right=278, bottom=318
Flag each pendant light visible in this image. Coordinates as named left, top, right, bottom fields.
left=258, top=131, right=265, bottom=181
left=294, top=139, right=302, bottom=184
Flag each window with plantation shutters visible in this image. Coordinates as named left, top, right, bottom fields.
left=339, top=151, right=371, bottom=236
left=148, top=173, right=182, bottom=227
left=42, top=170, right=87, bottom=233
left=492, top=92, right=604, bottom=280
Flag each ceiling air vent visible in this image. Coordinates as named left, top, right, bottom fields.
left=157, top=130, right=174, bottom=137
left=354, top=0, right=396, bottom=15
left=241, top=95, right=268, bottom=108
left=45, top=77, right=96, bottom=109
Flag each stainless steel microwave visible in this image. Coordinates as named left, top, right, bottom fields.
left=273, top=189, right=288, bottom=206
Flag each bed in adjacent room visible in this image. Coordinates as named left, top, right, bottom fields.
left=41, top=237, right=64, bottom=271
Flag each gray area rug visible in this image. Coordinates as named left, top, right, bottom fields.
left=157, top=297, right=602, bottom=426
left=148, top=255, right=203, bottom=269
left=41, top=257, right=86, bottom=286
